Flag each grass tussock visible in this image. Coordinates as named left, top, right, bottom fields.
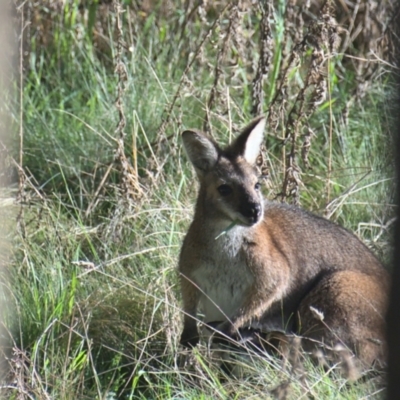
left=0, top=0, right=397, bottom=398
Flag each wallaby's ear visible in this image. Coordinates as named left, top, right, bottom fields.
left=182, top=130, right=219, bottom=176
left=230, top=117, right=266, bottom=165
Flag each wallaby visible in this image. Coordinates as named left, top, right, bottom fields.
left=178, top=116, right=389, bottom=368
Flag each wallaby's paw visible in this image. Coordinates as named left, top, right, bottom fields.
left=218, top=321, right=237, bottom=337
left=211, top=322, right=238, bottom=345
left=180, top=330, right=199, bottom=348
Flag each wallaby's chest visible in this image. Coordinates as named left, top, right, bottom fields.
left=190, top=231, right=254, bottom=322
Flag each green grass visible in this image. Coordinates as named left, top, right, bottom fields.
left=1, top=2, right=395, bottom=398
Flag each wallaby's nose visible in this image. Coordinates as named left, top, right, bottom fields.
left=241, top=202, right=261, bottom=224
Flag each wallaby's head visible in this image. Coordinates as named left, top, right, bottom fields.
left=182, top=117, right=266, bottom=227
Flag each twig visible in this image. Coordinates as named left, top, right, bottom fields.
left=112, top=0, right=141, bottom=208
left=251, top=2, right=272, bottom=117
left=17, top=1, right=28, bottom=236
left=155, top=4, right=230, bottom=146
left=204, top=2, right=238, bottom=134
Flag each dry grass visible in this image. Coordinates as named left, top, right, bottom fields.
left=16, top=0, right=397, bottom=205
left=0, top=0, right=396, bottom=398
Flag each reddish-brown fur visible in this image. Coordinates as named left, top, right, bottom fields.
left=179, top=117, right=389, bottom=368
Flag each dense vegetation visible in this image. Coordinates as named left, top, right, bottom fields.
left=0, top=0, right=396, bottom=398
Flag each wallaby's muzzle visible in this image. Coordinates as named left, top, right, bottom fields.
left=239, top=201, right=262, bottom=225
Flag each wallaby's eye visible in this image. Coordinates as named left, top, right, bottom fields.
left=217, top=184, right=233, bottom=196
left=255, top=182, right=261, bottom=190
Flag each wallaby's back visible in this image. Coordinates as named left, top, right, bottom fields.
left=178, top=117, right=389, bottom=369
